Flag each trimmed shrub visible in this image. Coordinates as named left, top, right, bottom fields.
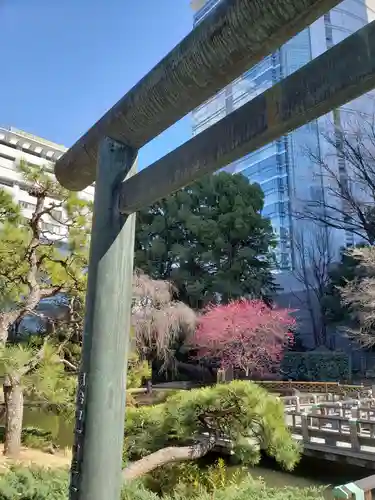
left=124, top=380, right=301, bottom=471
left=0, top=466, right=326, bottom=500
left=281, top=352, right=351, bottom=381
left=0, top=467, right=157, bottom=500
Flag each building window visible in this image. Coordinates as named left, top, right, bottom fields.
left=194, top=0, right=221, bottom=25
left=309, top=186, right=324, bottom=203
left=19, top=201, right=36, bottom=211
left=0, top=152, right=16, bottom=162
left=51, top=209, right=62, bottom=222
left=41, top=221, right=61, bottom=235
left=324, top=12, right=333, bottom=48
left=0, top=177, right=14, bottom=188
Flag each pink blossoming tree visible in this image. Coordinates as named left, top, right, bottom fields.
left=193, top=299, right=296, bottom=378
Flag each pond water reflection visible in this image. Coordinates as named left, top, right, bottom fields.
left=247, top=455, right=372, bottom=499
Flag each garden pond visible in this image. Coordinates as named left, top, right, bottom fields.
left=5, top=407, right=371, bottom=499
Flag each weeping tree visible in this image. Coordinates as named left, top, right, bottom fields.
left=132, top=271, right=197, bottom=378
left=47, top=272, right=197, bottom=387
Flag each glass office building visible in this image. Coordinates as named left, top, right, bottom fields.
left=191, top=0, right=375, bottom=272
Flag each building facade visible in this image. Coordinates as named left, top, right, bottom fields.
left=191, top=0, right=375, bottom=274
left=0, top=127, right=94, bottom=242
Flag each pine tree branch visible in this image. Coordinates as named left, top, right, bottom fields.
left=18, top=335, right=50, bottom=377
left=0, top=193, right=49, bottom=343
left=39, top=286, right=65, bottom=298
left=58, top=358, right=78, bottom=372
left=122, top=436, right=217, bottom=481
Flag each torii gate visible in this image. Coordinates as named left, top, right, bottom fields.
left=54, top=1, right=375, bottom=499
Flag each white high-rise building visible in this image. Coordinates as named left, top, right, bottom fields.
left=0, top=127, right=94, bottom=241
left=191, top=0, right=375, bottom=274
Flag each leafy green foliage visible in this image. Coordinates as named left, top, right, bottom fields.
left=281, top=352, right=351, bottom=381
left=20, top=428, right=54, bottom=451
left=0, top=343, right=76, bottom=411
left=124, top=404, right=165, bottom=462
left=0, top=162, right=90, bottom=314
left=0, top=160, right=197, bottom=456
left=144, top=459, right=247, bottom=496
left=0, top=466, right=325, bottom=500
left=0, top=427, right=53, bottom=451
left=0, top=189, right=21, bottom=225
left=0, top=466, right=69, bottom=500
left=127, top=352, right=151, bottom=390
left=179, top=476, right=325, bottom=500
left=0, top=161, right=91, bottom=454
left=124, top=381, right=300, bottom=471
left=0, top=161, right=91, bottom=343
left=0, top=467, right=157, bottom=500
left=135, top=173, right=276, bottom=309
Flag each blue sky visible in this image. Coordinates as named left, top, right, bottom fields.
left=0, top=0, right=193, bottom=170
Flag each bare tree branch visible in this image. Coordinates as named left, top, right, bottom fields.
left=292, top=225, right=335, bottom=346
left=295, top=114, right=375, bottom=244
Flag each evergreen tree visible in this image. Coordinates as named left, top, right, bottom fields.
left=123, top=380, right=300, bottom=480
left=135, top=173, right=277, bottom=309
left=0, top=161, right=91, bottom=457
left=0, top=164, right=197, bottom=456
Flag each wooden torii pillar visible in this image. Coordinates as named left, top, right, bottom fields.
left=54, top=1, right=375, bottom=499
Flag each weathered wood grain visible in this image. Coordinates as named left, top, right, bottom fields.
left=119, top=20, right=375, bottom=214
left=55, top=0, right=342, bottom=191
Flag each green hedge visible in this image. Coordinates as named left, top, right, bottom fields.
left=0, top=467, right=156, bottom=500
left=0, top=466, right=325, bottom=500
left=281, top=352, right=351, bottom=382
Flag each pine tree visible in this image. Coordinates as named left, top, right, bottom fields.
left=0, top=162, right=197, bottom=457
left=122, top=380, right=300, bottom=480
left=135, top=172, right=277, bottom=309
left=0, top=160, right=91, bottom=457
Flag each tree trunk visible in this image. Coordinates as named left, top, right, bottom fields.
left=3, top=377, right=24, bottom=457
left=122, top=439, right=216, bottom=481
